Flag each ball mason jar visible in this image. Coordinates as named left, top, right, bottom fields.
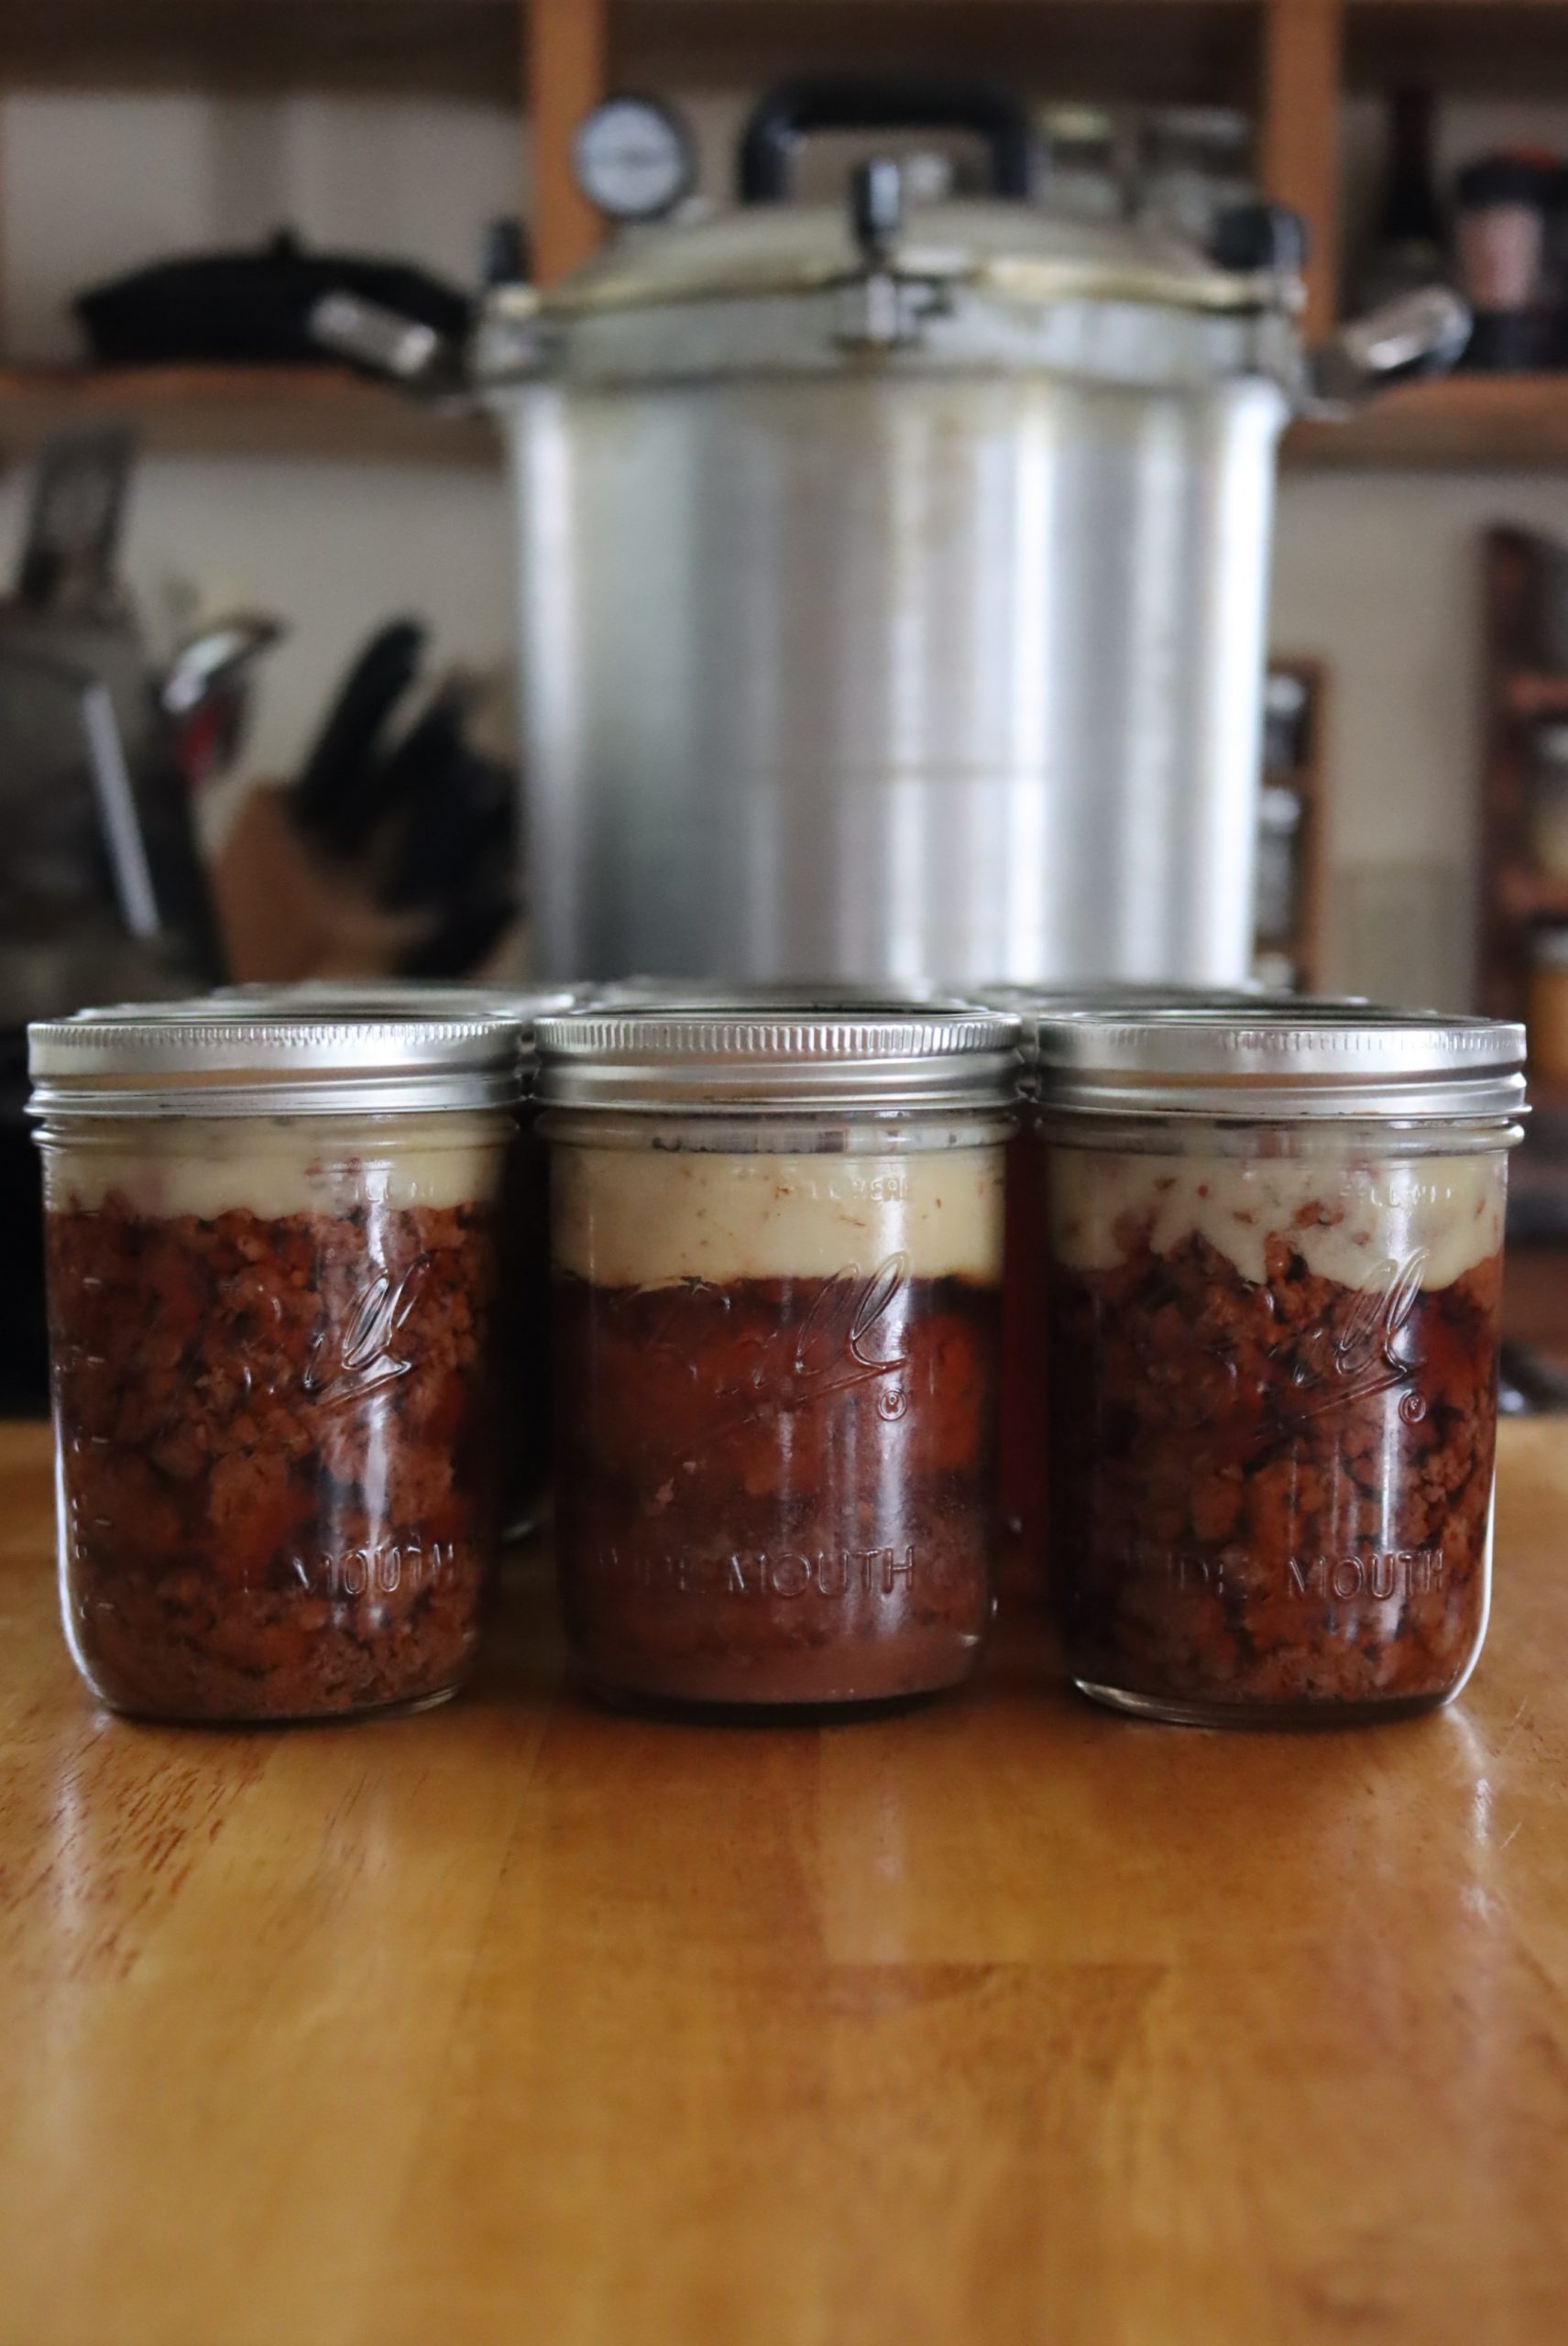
left=29, top=1007, right=523, bottom=1723
left=214, top=978, right=583, bottom=1540
left=978, top=982, right=1318, bottom=1590
left=536, top=1004, right=1020, bottom=1710
left=1036, top=1009, right=1526, bottom=1726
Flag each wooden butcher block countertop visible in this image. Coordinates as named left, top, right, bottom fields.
left=2, top=1416, right=1567, bottom=2346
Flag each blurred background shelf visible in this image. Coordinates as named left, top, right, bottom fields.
left=5, top=366, right=1568, bottom=474
left=0, top=1, right=519, bottom=100
left=1508, top=670, right=1568, bottom=718
left=1496, top=863, right=1568, bottom=920
left=1285, top=376, right=1568, bottom=468
left=0, top=367, right=498, bottom=466
left=15, top=0, right=1568, bottom=293
left=21, top=0, right=1568, bottom=93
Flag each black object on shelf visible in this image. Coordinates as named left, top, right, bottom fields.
left=1454, top=153, right=1563, bottom=372
left=76, top=230, right=472, bottom=369
left=1360, top=89, right=1447, bottom=312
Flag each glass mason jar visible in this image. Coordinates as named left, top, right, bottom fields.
left=214, top=978, right=583, bottom=1540
left=536, top=1004, right=1020, bottom=1710
left=980, top=983, right=1312, bottom=1588
left=1036, top=1009, right=1526, bottom=1726
left=29, top=1006, right=523, bottom=1723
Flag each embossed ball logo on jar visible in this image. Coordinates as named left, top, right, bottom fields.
left=1284, top=1249, right=1430, bottom=1426
left=646, top=1251, right=911, bottom=1437
left=302, top=1258, right=431, bottom=1410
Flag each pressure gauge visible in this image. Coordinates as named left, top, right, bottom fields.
left=571, top=96, right=696, bottom=225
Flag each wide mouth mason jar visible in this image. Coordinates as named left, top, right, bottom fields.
left=29, top=1005, right=524, bottom=1724
left=1036, top=1009, right=1527, bottom=1726
left=214, top=979, right=583, bottom=1540
left=978, top=983, right=1354, bottom=1581
left=535, top=1003, right=1020, bottom=1711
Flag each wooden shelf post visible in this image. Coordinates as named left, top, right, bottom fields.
left=526, top=0, right=609, bottom=287
left=1259, top=0, right=1344, bottom=340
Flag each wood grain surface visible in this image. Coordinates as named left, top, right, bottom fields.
left=2, top=1415, right=1567, bottom=2346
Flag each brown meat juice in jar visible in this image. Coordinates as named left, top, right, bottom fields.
left=1037, top=1010, right=1526, bottom=1726
left=538, top=1006, right=1019, bottom=1709
left=30, top=1009, right=522, bottom=1723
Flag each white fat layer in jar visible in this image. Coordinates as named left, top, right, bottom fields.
left=1048, top=1145, right=1506, bottom=1290
left=554, top=1143, right=1006, bottom=1288
left=40, top=1113, right=513, bottom=1221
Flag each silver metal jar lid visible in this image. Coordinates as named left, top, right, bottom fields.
left=1036, top=1007, right=1528, bottom=1123
left=535, top=1003, right=1020, bottom=1113
left=587, top=975, right=972, bottom=1008
left=981, top=981, right=1269, bottom=1048
left=28, top=1004, right=527, bottom=1119
left=975, top=983, right=1370, bottom=1069
left=209, top=978, right=584, bottom=1031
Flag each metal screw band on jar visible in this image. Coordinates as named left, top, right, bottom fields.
left=27, top=1005, right=528, bottom=1119
left=211, top=978, right=586, bottom=1025
left=1035, top=1007, right=1527, bottom=1125
left=585, top=975, right=976, bottom=1009
left=535, top=1003, right=1022, bottom=1113
left=975, top=982, right=1366, bottom=1090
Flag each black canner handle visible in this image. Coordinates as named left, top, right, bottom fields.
left=736, top=73, right=1036, bottom=203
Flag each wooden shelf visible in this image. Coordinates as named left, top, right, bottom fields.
left=8, top=366, right=1568, bottom=477
left=1506, top=672, right=1568, bottom=720
left=0, top=2, right=520, bottom=101
left=0, top=0, right=1255, bottom=104
left=1494, top=862, right=1568, bottom=923
left=1285, top=376, right=1568, bottom=470
left=0, top=367, right=499, bottom=467
left=6, top=364, right=1568, bottom=477
left=614, top=2, right=1262, bottom=106
left=11, top=0, right=1568, bottom=100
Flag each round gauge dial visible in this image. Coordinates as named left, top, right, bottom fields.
left=572, top=96, right=696, bottom=225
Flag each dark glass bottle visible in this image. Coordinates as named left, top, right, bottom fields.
left=1359, top=88, right=1446, bottom=310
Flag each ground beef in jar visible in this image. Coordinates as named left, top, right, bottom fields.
left=1047, top=1226, right=1503, bottom=1718
left=554, top=1266, right=999, bottom=1707
left=47, top=1193, right=500, bottom=1721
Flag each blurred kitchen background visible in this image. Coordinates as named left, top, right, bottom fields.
left=14, top=0, right=1568, bottom=1391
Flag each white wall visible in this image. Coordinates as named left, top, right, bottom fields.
left=0, top=456, right=516, bottom=787
left=3, top=87, right=1567, bottom=1003
left=0, top=91, right=524, bottom=792
left=1272, top=472, right=1568, bottom=1008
